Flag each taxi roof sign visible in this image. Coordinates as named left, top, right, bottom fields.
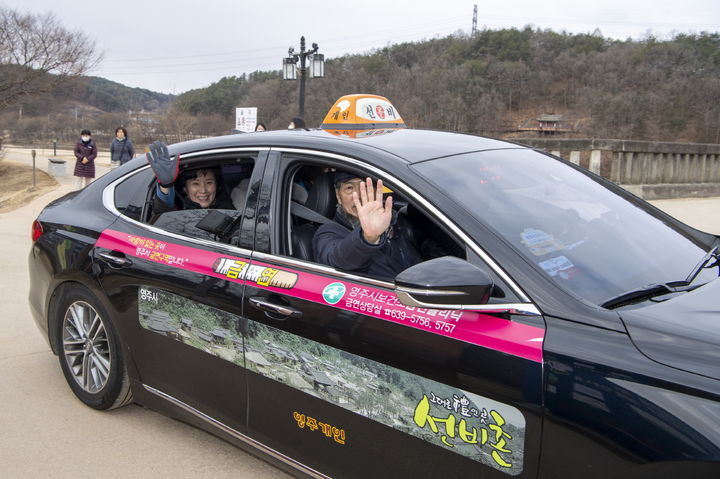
left=321, top=94, right=406, bottom=130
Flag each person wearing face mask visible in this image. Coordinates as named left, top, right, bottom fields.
left=73, top=129, right=97, bottom=189
left=110, top=127, right=135, bottom=168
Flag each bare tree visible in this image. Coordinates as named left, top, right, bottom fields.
left=0, top=7, right=102, bottom=111
left=159, top=111, right=196, bottom=142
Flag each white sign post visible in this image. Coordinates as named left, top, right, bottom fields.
left=235, top=107, right=258, bottom=133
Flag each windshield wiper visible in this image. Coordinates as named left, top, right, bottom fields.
left=684, top=245, right=719, bottom=285
left=602, top=246, right=719, bottom=310
left=600, top=282, right=688, bottom=309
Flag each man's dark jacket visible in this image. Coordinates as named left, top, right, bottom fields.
left=312, top=208, right=421, bottom=281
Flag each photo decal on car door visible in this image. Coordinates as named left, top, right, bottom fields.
left=138, top=286, right=526, bottom=475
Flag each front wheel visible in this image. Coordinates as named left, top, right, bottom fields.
left=56, top=284, right=133, bottom=410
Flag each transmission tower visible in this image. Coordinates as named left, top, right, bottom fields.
left=472, top=4, right=477, bottom=37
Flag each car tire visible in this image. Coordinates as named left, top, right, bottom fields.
left=55, top=284, right=133, bottom=410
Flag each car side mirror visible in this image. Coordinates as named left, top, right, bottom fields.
left=394, top=256, right=494, bottom=309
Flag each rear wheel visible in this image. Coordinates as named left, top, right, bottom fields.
left=56, top=284, right=133, bottom=410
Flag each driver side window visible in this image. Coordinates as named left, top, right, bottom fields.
left=283, top=161, right=466, bottom=282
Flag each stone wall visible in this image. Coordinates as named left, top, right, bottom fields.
left=515, top=138, right=720, bottom=199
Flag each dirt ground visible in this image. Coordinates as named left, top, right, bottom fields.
left=0, top=161, right=59, bottom=213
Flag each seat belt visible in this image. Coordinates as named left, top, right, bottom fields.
left=290, top=201, right=335, bottom=225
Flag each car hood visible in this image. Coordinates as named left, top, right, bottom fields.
left=620, top=278, right=720, bottom=381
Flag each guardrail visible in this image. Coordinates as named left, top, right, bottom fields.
left=515, top=138, right=720, bottom=199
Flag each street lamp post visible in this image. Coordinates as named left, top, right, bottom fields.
left=283, top=36, right=324, bottom=121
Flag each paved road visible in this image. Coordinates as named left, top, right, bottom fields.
left=0, top=146, right=718, bottom=478
left=649, top=197, right=720, bottom=235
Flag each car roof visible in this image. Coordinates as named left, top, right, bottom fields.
left=167, top=128, right=529, bottom=165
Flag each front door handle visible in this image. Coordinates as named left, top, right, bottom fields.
left=249, top=296, right=302, bottom=319
left=98, top=251, right=132, bottom=266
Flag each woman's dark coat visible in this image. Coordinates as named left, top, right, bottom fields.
left=73, top=139, right=98, bottom=178
left=110, top=138, right=135, bottom=164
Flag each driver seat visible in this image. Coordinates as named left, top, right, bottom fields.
left=291, top=170, right=336, bottom=261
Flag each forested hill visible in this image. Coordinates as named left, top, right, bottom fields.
left=173, top=29, right=720, bottom=143
left=83, top=77, right=174, bottom=112
left=12, top=75, right=173, bottom=116
left=6, top=28, right=720, bottom=144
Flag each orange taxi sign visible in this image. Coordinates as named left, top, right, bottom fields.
left=321, top=94, right=406, bottom=130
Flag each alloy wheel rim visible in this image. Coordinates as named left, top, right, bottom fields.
left=62, top=301, right=111, bottom=393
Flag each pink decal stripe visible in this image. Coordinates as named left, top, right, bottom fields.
left=97, top=229, right=544, bottom=362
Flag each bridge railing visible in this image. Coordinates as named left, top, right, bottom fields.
left=515, top=138, right=720, bottom=199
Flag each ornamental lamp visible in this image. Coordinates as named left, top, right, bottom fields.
left=309, top=53, right=325, bottom=78
left=283, top=57, right=297, bottom=80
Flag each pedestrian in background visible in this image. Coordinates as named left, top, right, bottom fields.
left=73, top=129, right=97, bottom=189
left=110, top=126, right=135, bottom=168
left=255, top=122, right=267, bottom=132
left=288, top=117, right=305, bottom=129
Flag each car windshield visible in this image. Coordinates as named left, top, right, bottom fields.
left=413, top=148, right=716, bottom=306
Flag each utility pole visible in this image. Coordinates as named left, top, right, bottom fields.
left=472, top=4, right=478, bottom=38
left=298, top=37, right=309, bottom=120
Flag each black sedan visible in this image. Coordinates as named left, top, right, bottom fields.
left=29, top=123, right=720, bottom=477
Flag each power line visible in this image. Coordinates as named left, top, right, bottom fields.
left=93, top=11, right=720, bottom=90
left=477, top=13, right=720, bottom=29
left=100, top=14, right=719, bottom=72
left=101, top=15, right=469, bottom=66
left=98, top=22, right=470, bottom=75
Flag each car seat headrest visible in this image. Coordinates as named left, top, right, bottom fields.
left=303, top=170, right=336, bottom=219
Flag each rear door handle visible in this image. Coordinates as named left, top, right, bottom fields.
left=98, top=251, right=132, bottom=266
left=249, top=296, right=302, bottom=319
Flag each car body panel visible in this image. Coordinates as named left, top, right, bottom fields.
left=620, top=278, right=720, bottom=381
left=541, top=315, right=720, bottom=478
left=240, top=250, right=544, bottom=477
left=28, top=128, right=720, bottom=477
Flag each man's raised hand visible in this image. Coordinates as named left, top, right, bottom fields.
left=353, top=178, right=392, bottom=244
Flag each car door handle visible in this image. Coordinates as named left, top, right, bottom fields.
left=98, top=251, right=132, bottom=266
left=249, top=296, right=302, bottom=319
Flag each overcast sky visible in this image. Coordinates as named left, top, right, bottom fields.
left=6, top=0, right=720, bottom=94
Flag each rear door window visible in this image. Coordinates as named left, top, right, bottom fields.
left=114, top=154, right=259, bottom=245
left=113, top=167, right=155, bottom=222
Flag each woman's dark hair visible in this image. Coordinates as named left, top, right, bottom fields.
left=255, top=122, right=266, bottom=131
left=81, top=129, right=91, bottom=135
left=291, top=117, right=306, bottom=128
left=115, top=126, right=128, bottom=138
left=179, top=167, right=222, bottom=188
